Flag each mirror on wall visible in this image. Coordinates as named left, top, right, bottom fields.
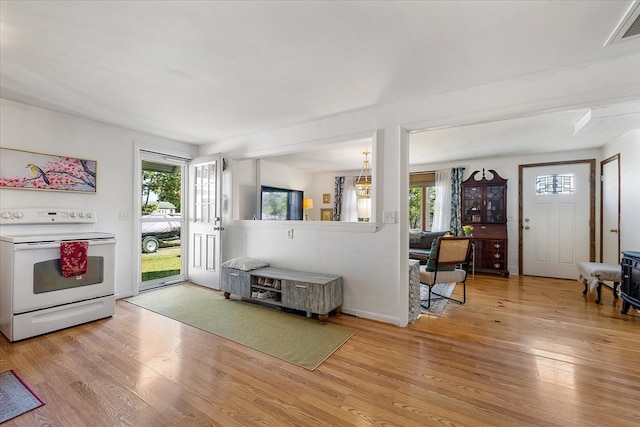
left=232, top=135, right=375, bottom=223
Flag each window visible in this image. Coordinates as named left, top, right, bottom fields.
left=536, top=173, right=575, bottom=195
left=410, top=172, right=436, bottom=231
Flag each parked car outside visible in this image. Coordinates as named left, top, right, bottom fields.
left=141, top=212, right=181, bottom=253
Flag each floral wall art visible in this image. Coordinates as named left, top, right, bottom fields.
left=0, top=147, right=97, bottom=193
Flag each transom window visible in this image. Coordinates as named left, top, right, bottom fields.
left=536, top=173, right=574, bottom=195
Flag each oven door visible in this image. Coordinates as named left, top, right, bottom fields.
left=11, top=238, right=116, bottom=313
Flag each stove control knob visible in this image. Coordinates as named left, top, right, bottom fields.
left=86, top=212, right=94, bottom=219
left=13, top=211, right=24, bottom=218
left=0, top=211, right=12, bottom=219
left=69, top=211, right=77, bottom=218
left=79, top=212, right=85, bottom=218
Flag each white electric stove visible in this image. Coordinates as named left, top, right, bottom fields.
left=0, top=208, right=116, bottom=341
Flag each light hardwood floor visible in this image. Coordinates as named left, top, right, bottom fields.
left=1, top=276, right=639, bottom=426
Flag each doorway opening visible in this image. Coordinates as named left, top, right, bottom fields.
left=139, top=150, right=188, bottom=291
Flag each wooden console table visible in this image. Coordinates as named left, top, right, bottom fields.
left=221, top=266, right=343, bottom=324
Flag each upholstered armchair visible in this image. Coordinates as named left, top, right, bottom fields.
left=419, top=237, right=473, bottom=309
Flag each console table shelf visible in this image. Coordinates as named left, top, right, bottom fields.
left=221, top=266, right=343, bottom=324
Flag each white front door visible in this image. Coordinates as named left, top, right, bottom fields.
left=188, top=154, right=223, bottom=289
left=601, top=155, right=620, bottom=265
left=522, top=162, right=592, bottom=279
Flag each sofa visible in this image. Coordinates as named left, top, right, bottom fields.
left=409, top=230, right=449, bottom=264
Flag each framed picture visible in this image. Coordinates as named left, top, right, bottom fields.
left=0, top=147, right=97, bottom=193
left=322, top=193, right=331, bottom=204
left=321, top=208, right=333, bottom=221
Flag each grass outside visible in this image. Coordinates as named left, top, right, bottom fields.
left=142, top=247, right=181, bottom=282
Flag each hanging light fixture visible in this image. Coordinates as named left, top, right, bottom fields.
left=357, top=197, right=372, bottom=222
left=355, top=151, right=372, bottom=199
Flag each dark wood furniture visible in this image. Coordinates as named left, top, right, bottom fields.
left=462, top=169, right=509, bottom=277
left=620, top=251, right=640, bottom=315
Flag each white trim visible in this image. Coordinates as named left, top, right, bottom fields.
left=342, top=308, right=398, bottom=326
left=398, top=127, right=411, bottom=327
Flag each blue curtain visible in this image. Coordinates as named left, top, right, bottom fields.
left=450, top=167, right=465, bottom=235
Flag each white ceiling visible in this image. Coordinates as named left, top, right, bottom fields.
left=1, top=1, right=640, bottom=169
left=410, top=102, right=640, bottom=165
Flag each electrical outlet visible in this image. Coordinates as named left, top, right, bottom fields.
left=119, top=211, right=130, bottom=221
left=287, top=229, right=294, bottom=239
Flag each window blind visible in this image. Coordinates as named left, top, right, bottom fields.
left=410, top=172, right=435, bottom=187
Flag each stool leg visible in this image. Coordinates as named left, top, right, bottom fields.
left=595, top=282, right=602, bottom=304
left=613, top=282, right=619, bottom=299
left=621, top=300, right=631, bottom=315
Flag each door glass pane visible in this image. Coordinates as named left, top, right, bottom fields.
left=194, top=161, right=217, bottom=224
left=536, top=174, right=575, bottom=195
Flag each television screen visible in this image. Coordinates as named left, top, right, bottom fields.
left=261, top=186, right=303, bottom=220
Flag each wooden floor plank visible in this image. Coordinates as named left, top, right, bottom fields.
left=1, top=277, right=639, bottom=426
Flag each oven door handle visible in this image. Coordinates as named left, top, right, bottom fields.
left=13, top=239, right=117, bottom=250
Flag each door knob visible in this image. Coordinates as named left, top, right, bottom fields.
left=609, top=229, right=618, bottom=233
left=524, top=226, right=530, bottom=230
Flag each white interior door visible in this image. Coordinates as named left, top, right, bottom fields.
left=522, top=163, right=591, bottom=279
left=601, top=155, right=620, bottom=264
left=188, top=154, right=222, bottom=289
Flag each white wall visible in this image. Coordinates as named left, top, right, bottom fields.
left=603, top=130, right=640, bottom=253
left=216, top=122, right=401, bottom=325
left=308, top=170, right=361, bottom=222
left=231, top=159, right=257, bottom=220
left=0, top=99, right=198, bottom=298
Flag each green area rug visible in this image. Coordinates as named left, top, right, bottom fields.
left=125, top=285, right=356, bottom=370
left=0, top=370, right=45, bottom=423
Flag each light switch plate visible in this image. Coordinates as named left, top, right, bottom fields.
left=383, top=211, right=397, bottom=224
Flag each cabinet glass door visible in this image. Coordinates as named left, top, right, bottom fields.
left=463, top=187, right=483, bottom=223
left=485, top=185, right=505, bottom=223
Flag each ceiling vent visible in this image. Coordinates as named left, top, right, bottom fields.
left=605, top=0, right=640, bottom=45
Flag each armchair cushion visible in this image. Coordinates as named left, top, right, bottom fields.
left=425, top=238, right=455, bottom=272
left=420, top=269, right=467, bottom=285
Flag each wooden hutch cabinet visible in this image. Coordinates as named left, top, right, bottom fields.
left=462, top=169, right=509, bottom=277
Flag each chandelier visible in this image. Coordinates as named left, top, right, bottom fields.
left=355, top=151, right=372, bottom=199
